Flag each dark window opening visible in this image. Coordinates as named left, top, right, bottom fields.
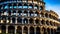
left=17, top=17, right=22, bottom=23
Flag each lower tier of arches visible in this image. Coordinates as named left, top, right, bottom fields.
left=0, top=25, right=57, bottom=34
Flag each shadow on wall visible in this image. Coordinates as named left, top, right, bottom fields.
left=56, top=27, right=60, bottom=34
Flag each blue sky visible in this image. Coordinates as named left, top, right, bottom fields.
left=44, top=0, right=60, bottom=18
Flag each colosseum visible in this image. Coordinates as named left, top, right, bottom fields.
left=0, top=0, right=60, bottom=34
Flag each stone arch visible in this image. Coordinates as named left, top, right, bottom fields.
left=8, top=10, right=11, bottom=15
left=29, top=18, right=34, bottom=24
left=49, top=14, right=52, bottom=18
left=50, top=21, right=53, bottom=26
left=36, top=27, right=41, bottom=34
left=35, top=18, right=39, bottom=24
left=23, top=26, right=28, bottom=34
left=34, top=4, right=38, bottom=9
left=41, top=20, right=45, bottom=25
left=47, top=28, right=50, bottom=34
left=17, top=26, right=22, bottom=34
left=46, top=20, right=49, bottom=25
left=29, top=4, right=33, bottom=8
left=29, top=10, right=34, bottom=16
left=23, top=18, right=28, bottom=24
left=8, top=3, right=12, bottom=9
left=30, top=26, right=34, bottom=34
left=45, top=13, right=48, bottom=18
left=8, top=26, right=15, bottom=34
left=35, top=11, right=39, bottom=16
left=40, top=6, right=43, bottom=10
left=1, top=25, right=6, bottom=33
left=41, top=12, right=44, bottom=17
left=13, top=3, right=17, bottom=9
left=42, top=27, right=46, bottom=34
left=17, top=17, right=22, bottom=23
left=23, top=3, right=28, bottom=8
left=12, top=17, right=16, bottom=23
left=18, top=10, right=22, bottom=16
left=24, top=10, right=28, bottom=16
left=18, top=3, right=22, bottom=8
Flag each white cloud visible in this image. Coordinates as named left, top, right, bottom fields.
left=45, top=4, right=60, bottom=18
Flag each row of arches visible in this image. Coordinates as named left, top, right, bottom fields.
left=0, top=25, right=56, bottom=34
left=0, top=17, right=57, bottom=26
left=0, top=3, right=43, bottom=10
left=0, top=10, right=58, bottom=20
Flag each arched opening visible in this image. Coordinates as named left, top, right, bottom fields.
left=35, top=19, right=39, bottom=24
left=50, top=21, right=53, bottom=26
left=12, top=10, right=16, bottom=15
left=51, top=29, right=53, bottom=34
left=17, top=26, right=22, bottom=34
left=23, top=3, right=28, bottom=8
left=47, top=28, right=50, bottom=34
left=18, top=3, right=22, bottom=8
left=41, top=12, right=44, bottom=17
left=34, top=5, right=38, bottom=9
left=54, top=29, right=56, bottom=34
left=29, top=10, right=34, bottom=16
left=46, top=20, right=49, bottom=25
left=40, top=6, right=43, bottom=10
left=8, top=10, right=11, bottom=15
left=23, top=26, right=28, bottom=34
left=9, top=3, right=13, bottom=9
left=30, top=26, right=34, bottom=34
left=35, top=11, right=39, bottom=16
left=42, top=27, right=46, bottom=34
left=4, top=4, right=8, bottom=9
left=29, top=4, right=33, bottom=8
left=36, top=27, right=40, bottom=34
left=1, top=25, right=6, bottom=34
left=13, top=3, right=17, bottom=9
left=12, top=17, right=16, bottom=23
left=1, top=15, right=6, bottom=23
left=17, top=17, right=22, bottom=23
left=18, top=10, right=22, bottom=16
left=45, top=13, right=48, bottom=18
left=23, top=18, right=28, bottom=24
left=41, top=20, right=45, bottom=25
left=24, top=10, right=28, bottom=16
left=49, top=14, right=52, bottom=18
left=8, top=26, right=15, bottom=34
left=29, top=18, right=33, bottom=24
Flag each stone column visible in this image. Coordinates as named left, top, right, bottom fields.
left=22, top=18, right=24, bottom=24
left=28, top=18, right=29, bottom=24
left=34, top=26, right=36, bottom=34
left=6, top=25, right=8, bottom=34
left=22, top=26, right=23, bottom=34
left=15, top=17, right=17, bottom=24
left=53, top=29, right=54, bottom=34
left=0, top=25, right=1, bottom=34
left=28, top=11, right=29, bottom=17
left=50, top=29, right=51, bottom=34
left=28, top=27, right=30, bottom=34
left=15, top=26, right=17, bottom=34
left=10, top=17, right=12, bottom=23
left=40, top=27, right=42, bottom=34
left=45, top=28, right=48, bottom=34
